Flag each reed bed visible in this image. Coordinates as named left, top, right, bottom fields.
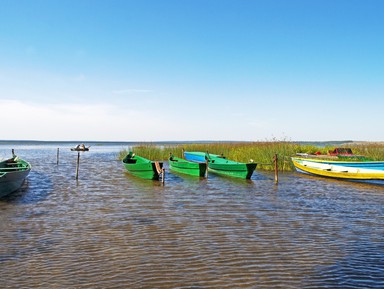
left=346, top=142, right=384, bottom=160
left=118, top=142, right=384, bottom=172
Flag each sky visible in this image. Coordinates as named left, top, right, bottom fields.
left=1, top=0, right=383, bottom=142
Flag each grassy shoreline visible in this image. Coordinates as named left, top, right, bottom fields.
left=118, top=142, right=384, bottom=171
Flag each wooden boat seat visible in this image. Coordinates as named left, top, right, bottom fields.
left=0, top=167, right=23, bottom=171
left=6, top=163, right=23, bottom=168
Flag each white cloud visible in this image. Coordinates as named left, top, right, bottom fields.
left=3, top=98, right=380, bottom=142
left=0, top=100, right=162, bottom=141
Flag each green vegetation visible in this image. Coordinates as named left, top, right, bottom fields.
left=348, top=142, right=384, bottom=161
left=118, top=142, right=384, bottom=172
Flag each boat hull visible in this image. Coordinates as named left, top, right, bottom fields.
left=184, top=151, right=257, bottom=179
left=292, top=157, right=384, bottom=185
left=208, top=162, right=256, bottom=179
left=122, top=153, right=163, bottom=180
left=0, top=158, right=31, bottom=198
left=169, top=156, right=206, bottom=177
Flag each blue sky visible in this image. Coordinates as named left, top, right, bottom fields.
left=1, top=0, right=383, bottom=141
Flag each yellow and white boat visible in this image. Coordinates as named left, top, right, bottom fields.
left=291, top=157, right=384, bottom=185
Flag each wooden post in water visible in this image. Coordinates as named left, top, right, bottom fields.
left=274, top=154, right=278, bottom=184
left=162, top=168, right=165, bottom=184
left=75, top=151, right=80, bottom=180
left=205, top=159, right=209, bottom=179
left=57, top=148, right=60, bottom=165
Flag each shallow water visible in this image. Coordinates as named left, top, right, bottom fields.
left=0, top=143, right=383, bottom=288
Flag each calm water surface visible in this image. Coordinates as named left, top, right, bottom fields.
left=1, top=143, right=383, bottom=288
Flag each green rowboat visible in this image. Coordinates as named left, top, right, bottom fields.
left=184, top=151, right=257, bottom=179
left=0, top=155, right=31, bottom=198
left=122, top=152, right=163, bottom=180
left=168, top=154, right=207, bottom=177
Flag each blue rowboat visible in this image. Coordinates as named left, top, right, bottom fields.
left=183, top=151, right=207, bottom=163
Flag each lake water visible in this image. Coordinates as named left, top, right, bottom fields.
left=1, top=143, right=383, bottom=288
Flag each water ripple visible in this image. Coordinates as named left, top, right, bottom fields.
left=0, top=145, right=384, bottom=288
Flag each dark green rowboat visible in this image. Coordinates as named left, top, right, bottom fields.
left=184, top=151, right=257, bottom=179
left=0, top=156, right=31, bottom=198
left=168, top=154, right=207, bottom=177
left=122, top=152, right=163, bottom=180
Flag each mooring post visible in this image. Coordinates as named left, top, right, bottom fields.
left=274, top=154, right=278, bottom=184
left=162, top=168, right=165, bottom=184
left=57, top=148, right=60, bottom=165
left=206, top=159, right=209, bottom=179
left=75, top=151, right=80, bottom=180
